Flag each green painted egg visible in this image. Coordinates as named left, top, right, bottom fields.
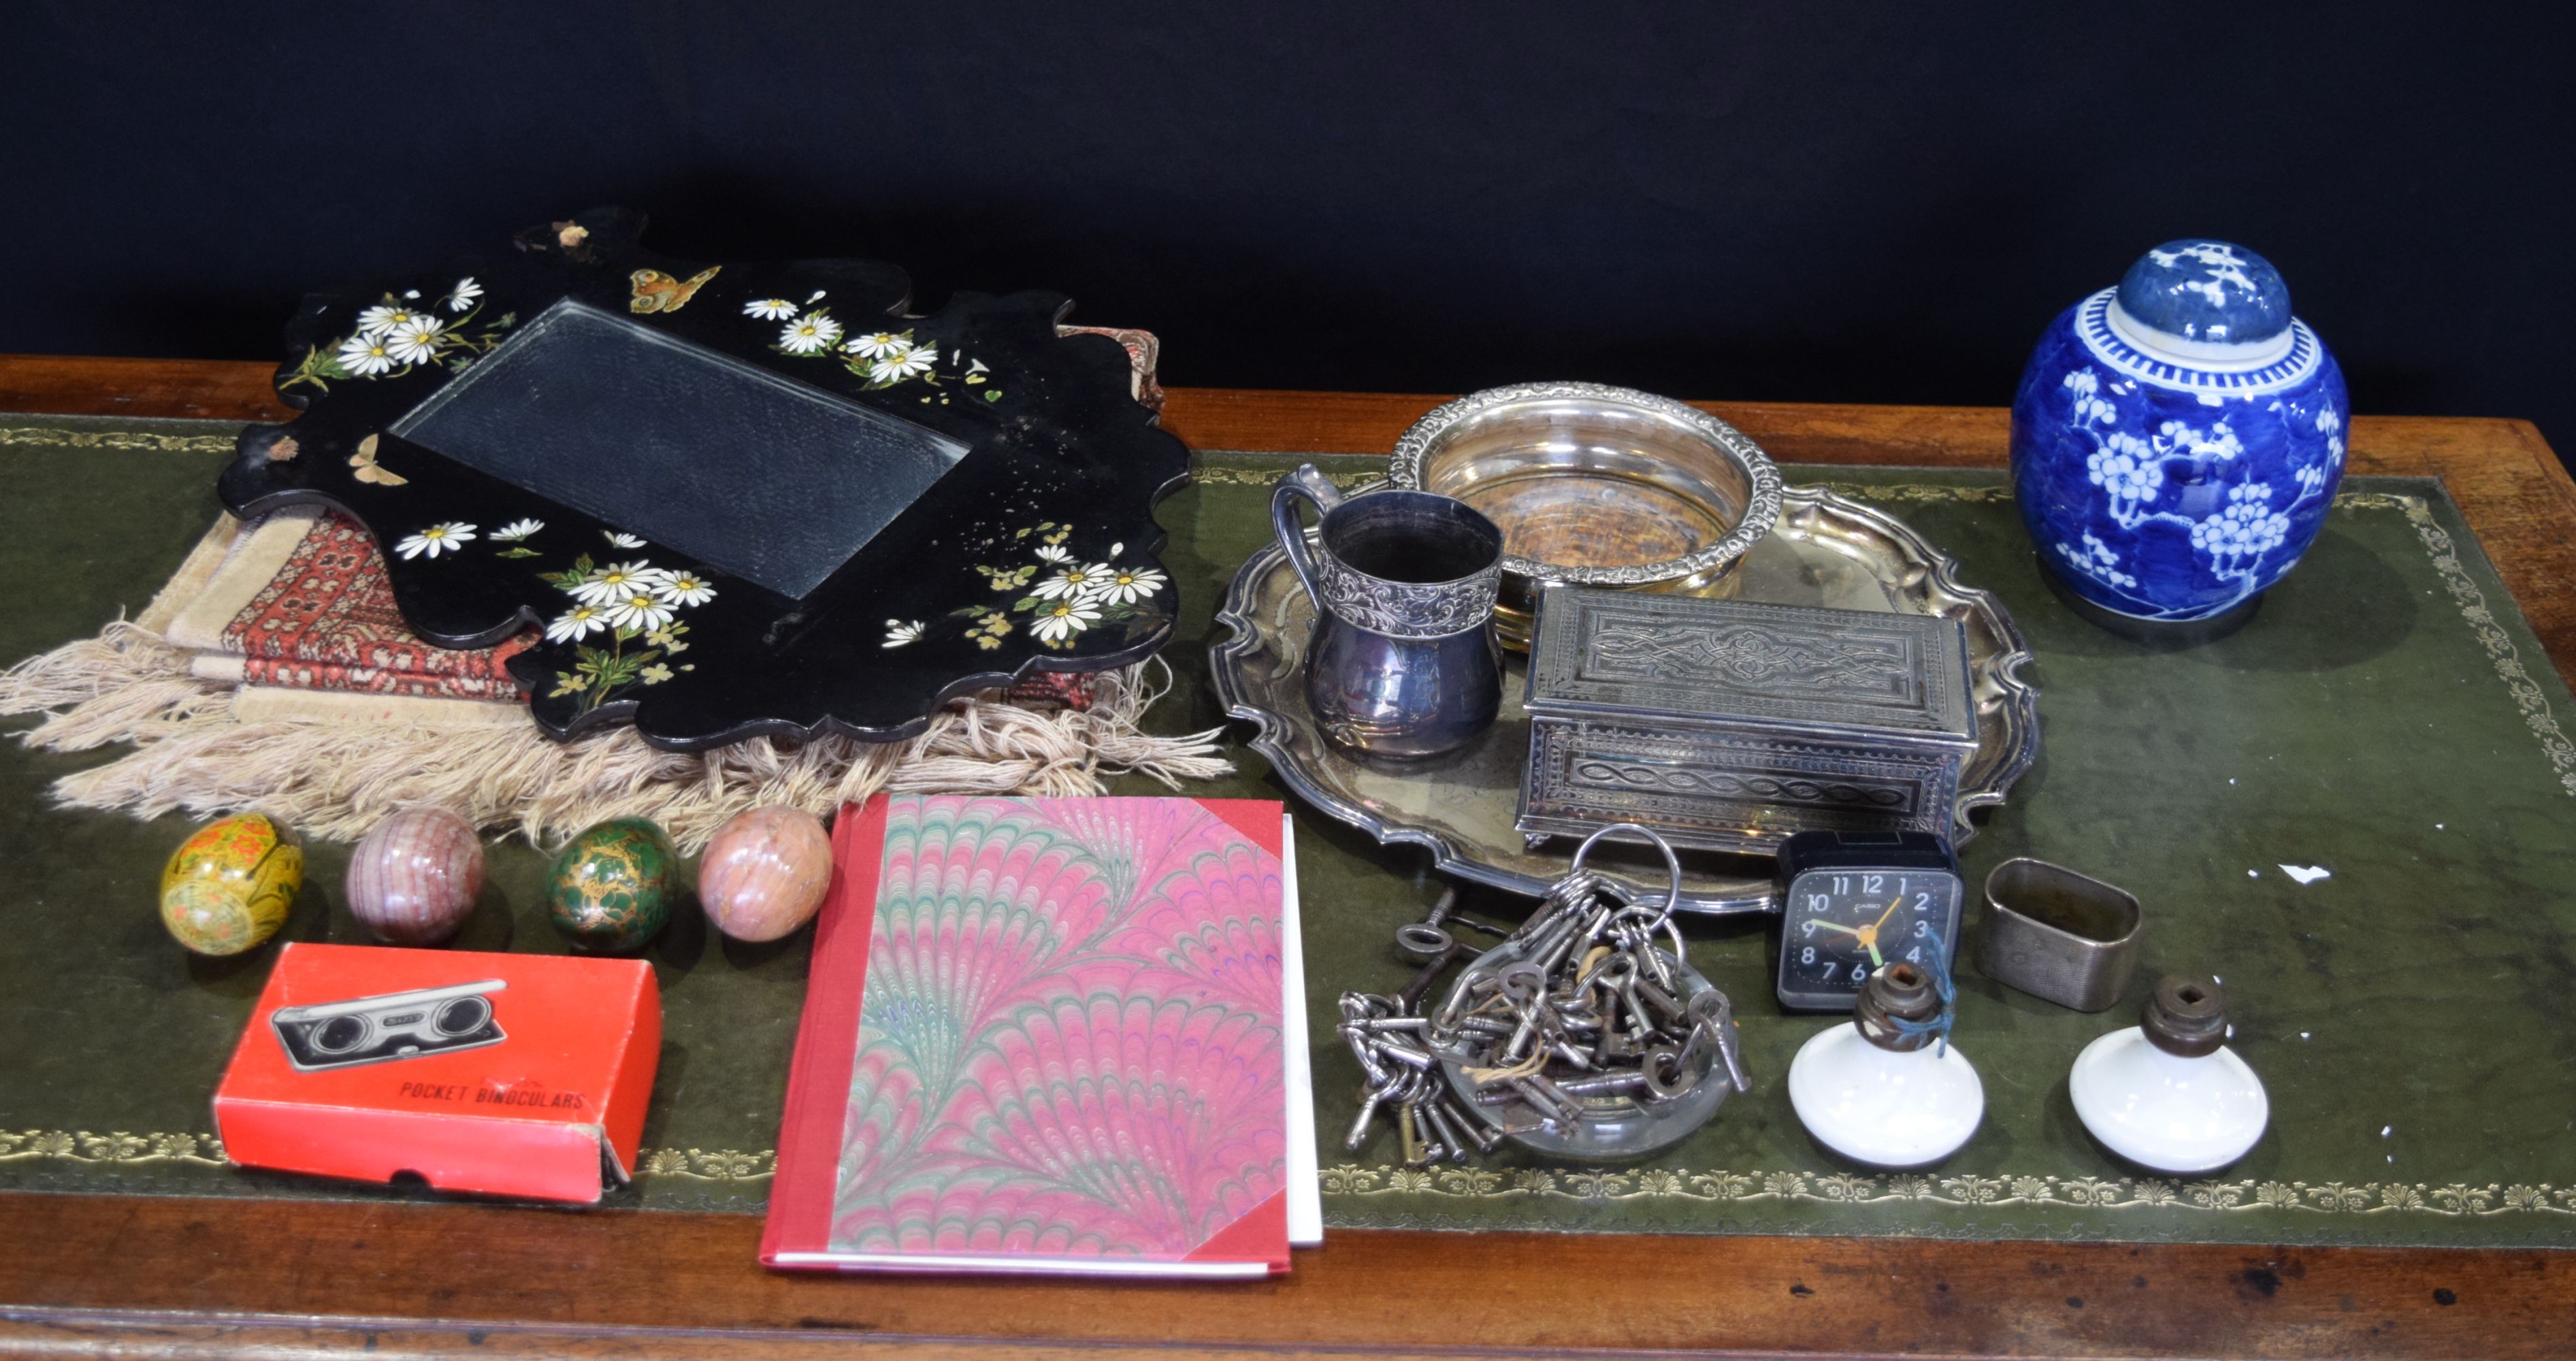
left=545, top=818, right=674, bottom=952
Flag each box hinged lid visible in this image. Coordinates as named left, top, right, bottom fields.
left=1525, top=587, right=1977, bottom=749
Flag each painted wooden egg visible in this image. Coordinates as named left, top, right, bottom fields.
left=159, top=813, right=301, bottom=955
left=699, top=806, right=834, bottom=942
left=346, top=808, right=485, bottom=946
left=546, top=817, right=675, bottom=952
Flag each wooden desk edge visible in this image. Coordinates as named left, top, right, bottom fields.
left=1, top=1194, right=2569, bottom=1361
left=1, top=355, right=2570, bottom=1361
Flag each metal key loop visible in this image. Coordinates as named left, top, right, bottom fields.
left=1337, top=824, right=1750, bottom=1166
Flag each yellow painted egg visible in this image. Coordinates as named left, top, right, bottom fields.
left=159, top=814, right=302, bottom=955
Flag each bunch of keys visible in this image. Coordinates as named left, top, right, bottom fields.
left=1339, top=825, right=1750, bottom=1166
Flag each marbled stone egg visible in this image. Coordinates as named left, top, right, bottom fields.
left=160, top=813, right=301, bottom=956
left=346, top=808, right=485, bottom=946
left=546, top=817, right=675, bottom=952
left=699, top=806, right=833, bottom=942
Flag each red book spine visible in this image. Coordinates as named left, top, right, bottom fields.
left=757, top=793, right=890, bottom=1264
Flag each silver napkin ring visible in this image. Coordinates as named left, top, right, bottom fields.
left=1976, top=859, right=2142, bottom=1012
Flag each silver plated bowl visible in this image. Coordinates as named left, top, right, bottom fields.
left=1388, top=382, right=1786, bottom=647
left=1212, top=484, right=2040, bottom=914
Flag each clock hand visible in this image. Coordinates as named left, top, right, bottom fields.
left=1806, top=921, right=1865, bottom=938
left=1870, top=895, right=1905, bottom=934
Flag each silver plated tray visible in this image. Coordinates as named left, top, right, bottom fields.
left=1211, top=485, right=2039, bottom=914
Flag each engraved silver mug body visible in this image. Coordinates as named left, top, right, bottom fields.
left=1272, top=463, right=1505, bottom=758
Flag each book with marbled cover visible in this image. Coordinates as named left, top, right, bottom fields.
left=762, top=793, right=1291, bottom=1276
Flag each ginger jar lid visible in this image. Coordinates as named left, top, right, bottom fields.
left=2114, top=239, right=2292, bottom=350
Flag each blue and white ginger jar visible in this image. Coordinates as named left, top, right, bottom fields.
left=2010, top=240, right=2347, bottom=623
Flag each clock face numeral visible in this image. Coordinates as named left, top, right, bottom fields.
left=1780, top=870, right=1961, bottom=1000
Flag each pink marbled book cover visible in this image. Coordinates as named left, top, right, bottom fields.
left=763, top=793, right=1290, bottom=1276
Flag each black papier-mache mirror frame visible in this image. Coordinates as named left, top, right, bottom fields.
left=218, top=207, right=1190, bottom=751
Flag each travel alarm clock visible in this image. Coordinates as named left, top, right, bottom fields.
left=1773, top=830, right=1963, bottom=1011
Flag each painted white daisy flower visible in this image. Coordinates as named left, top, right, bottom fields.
left=883, top=619, right=925, bottom=648
left=743, top=298, right=800, bottom=321
left=445, top=277, right=483, bottom=312
left=574, top=559, right=670, bottom=606
left=490, top=518, right=544, bottom=542
left=653, top=570, right=717, bottom=607
left=1033, top=544, right=1073, bottom=564
left=603, top=531, right=647, bottom=548
left=845, top=331, right=911, bottom=359
left=357, top=303, right=421, bottom=336
left=1032, top=563, right=1111, bottom=600
left=1030, top=597, right=1101, bottom=644
left=338, top=333, right=398, bottom=376
left=779, top=311, right=843, bottom=355
left=606, top=589, right=675, bottom=632
left=1095, top=563, right=1167, bottom=604
left=396, top=522, right=476, bottom=559
left=545, top=602, right=611, bottom=642
left=384, top=316, right=448, bottom=365
left=868, top=345, right=937, bottom=382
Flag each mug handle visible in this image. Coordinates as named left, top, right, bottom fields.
left=1271, top=463, right=1344, bottom=606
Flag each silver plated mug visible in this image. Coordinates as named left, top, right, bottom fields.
left=1272, top=463, right=1505, bottom=758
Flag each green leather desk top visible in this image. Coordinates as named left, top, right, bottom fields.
left=5, top=418, right=2575, bottom=1248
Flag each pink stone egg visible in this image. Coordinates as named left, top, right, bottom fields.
left=699, top=806, right=834, bottom=942
left=345, top=807, right=485, bottom=946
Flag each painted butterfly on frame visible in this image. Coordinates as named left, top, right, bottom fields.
left=629, top=266, right=721, bottom=314
left=349, top=433, right=408, bottom=487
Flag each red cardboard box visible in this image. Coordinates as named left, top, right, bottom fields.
left=212, top=942, right=661, bottom=1203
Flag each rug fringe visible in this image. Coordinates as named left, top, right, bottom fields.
left=3, top=623, right=1231, bottom=851
left=0, top=620, right=235, bottom=751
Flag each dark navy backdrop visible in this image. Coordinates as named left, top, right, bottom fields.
left=1, top=4, right=2567, bottom=457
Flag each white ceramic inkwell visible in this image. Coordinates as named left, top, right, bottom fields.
left=2069, top=974, right=2269, bottom=1175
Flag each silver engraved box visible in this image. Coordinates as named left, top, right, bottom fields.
left=1516, top=587, right=1978, bottom=854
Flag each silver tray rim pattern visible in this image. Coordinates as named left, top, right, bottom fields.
left=1211, top=482, right=2041, bottom=914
